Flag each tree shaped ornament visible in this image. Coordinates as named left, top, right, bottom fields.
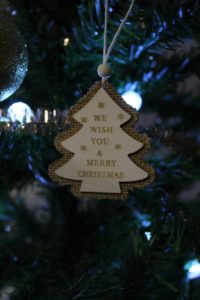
left=48, top=0, right=154, bottom=199
left=49, top=81, right=154, bottom=200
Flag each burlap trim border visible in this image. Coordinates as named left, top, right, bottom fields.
left=48, top=81, right=155, bottom=200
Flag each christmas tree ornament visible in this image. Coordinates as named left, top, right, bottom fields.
left=49, top=0, right=154, bottom=200
left=0, top=17, right=28, bottom=102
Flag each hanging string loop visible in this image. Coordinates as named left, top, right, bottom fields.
left=97, top=0, right=136, bottom=80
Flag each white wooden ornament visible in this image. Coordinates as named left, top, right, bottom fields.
left=49, top=82, right=154, bottom=200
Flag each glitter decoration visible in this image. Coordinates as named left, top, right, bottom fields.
left=0, top=17, right=28, bottom=102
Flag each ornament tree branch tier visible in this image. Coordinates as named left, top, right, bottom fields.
left=49, top=82, right=154, bottom=200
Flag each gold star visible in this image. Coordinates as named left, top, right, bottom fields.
left=81, top=117, right=87, bottom=124
left=80, top=145, right=87, bottom=151
left=118, top=113, right=125, bottom=120
left=115, top=144, right=122, bottom=150
left=98, top=102, right=105, bottom=108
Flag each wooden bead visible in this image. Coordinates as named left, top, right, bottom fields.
left=97, top=64, right=111, bottom=79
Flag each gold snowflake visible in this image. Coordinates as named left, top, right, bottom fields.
left=81, top=117, right=87, bottom=124
left=80, top=145, right=87, bottom=151
left=98, top=102, right=105, bottom=108
left=118, top=113, right=125, bottom=120
left=115, top=144, right=122, bottom=150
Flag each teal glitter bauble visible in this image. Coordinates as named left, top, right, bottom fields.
left=0, top=17, right=28, bottom=102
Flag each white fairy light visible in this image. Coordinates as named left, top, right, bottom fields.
left=44, top=110, right=49, bottom=123
left=184, top=259, right=200, bottom=280
left=8, top=102, right=34, bottom=123
left=122, top=90, right=143, bottom=110
left=63, top=37, right=70, bottom=47
left=144, top=231, right=152, bottom=241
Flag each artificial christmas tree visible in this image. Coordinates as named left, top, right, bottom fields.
left=0, top=0, right=199, bottom=299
